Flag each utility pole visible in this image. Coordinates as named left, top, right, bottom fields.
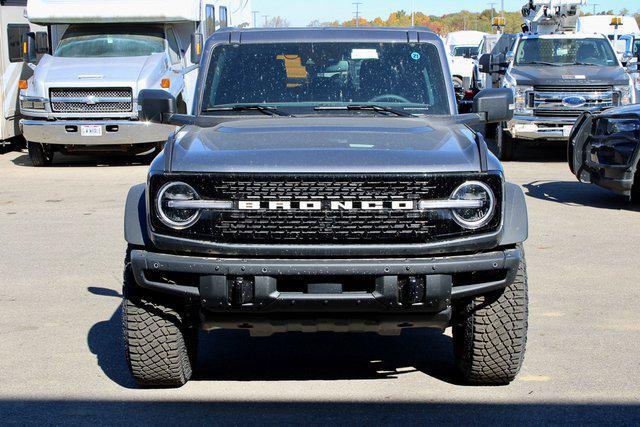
left=501, top=0, right=504, bottom=18
left=592, top=4, right=599, bottom=15
left=488, top=2, right=497, bottom=20
left=353, top=2, right=363, bottom=27
left=262, top=15, right=269, bottom=27
left=252, top=11, right=259, bottom=28
left=411, top=0, right=415, bottom=27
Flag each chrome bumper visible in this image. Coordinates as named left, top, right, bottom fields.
left=20, top=119, right=175, bottom=146
left=507, top=114, right=579, bottom=141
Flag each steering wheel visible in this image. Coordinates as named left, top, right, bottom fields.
left=369, top=94, right=411, bottom=103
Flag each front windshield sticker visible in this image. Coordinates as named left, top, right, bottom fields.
left=351, top=49, right=379, bottom=60
left=411, top=52, right=421, bottom=60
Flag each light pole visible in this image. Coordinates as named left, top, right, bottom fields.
left=262, top=15, right=269, bottom=27
left=252, top=11, right=259, bottom=28
left=353, top=2, right=363, bottom=27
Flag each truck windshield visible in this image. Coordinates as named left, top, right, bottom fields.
left=55, top=25, right=166, bottom=58
left=515, top=37, right=618, bottom=66
left=201, top=42, right=450, bottom=115
left=452, top=46, right=478, bottom=57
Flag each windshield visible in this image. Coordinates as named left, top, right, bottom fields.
left=452, top=46, right=478, bottom=57
left=515, top=37, right=618, bottom=66
left=201, top=42, right=450, bottom=115
left=55, top=25, right=166, bottom=58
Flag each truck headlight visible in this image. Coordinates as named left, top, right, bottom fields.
left=514, top=85, right=533, bottom=114
left=20, top=99, right=46, bottom=110
left=605, top=118, right=640, bottom=135
left=614, top=85, right=632, bottom=106
left=450, top=181, right=496, bottom=229
left=156, top=182, right=201, bottom=229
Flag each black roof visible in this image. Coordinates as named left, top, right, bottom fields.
left=209, top=27, right=441, bottom=45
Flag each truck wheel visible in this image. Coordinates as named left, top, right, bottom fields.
left=452, top=245, right=528, bottom=385
left=27, top=142, right=54, bottom=167
left=493, top=123, right=515, bottom=161
left=122, top=252, right=198, bottom=388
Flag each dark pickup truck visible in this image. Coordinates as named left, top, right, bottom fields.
left=569, top=104, right=640, bottom=201
left=123, top=27, right=529, bottom=387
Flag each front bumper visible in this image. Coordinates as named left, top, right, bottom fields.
left=508, top=114, right=578, bottom=141
left=129, top=247, right=522, bottom=335
left=20, top=119, right=175, bottom=146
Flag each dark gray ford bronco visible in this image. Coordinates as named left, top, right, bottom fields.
left=123, top=28, right=529, bottom=387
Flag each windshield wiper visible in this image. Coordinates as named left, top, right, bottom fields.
left=203, top=105, right=293, bottom=117
left=314, top=104, right=415, bottom=117
left=519, top=61, right=561, bottom=66
left=567, top=62, right=601, bottom=66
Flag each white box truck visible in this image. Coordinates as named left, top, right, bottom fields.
left=19, top=0, right=252, bottom=166
left=0, top=0, right=43, bottom=147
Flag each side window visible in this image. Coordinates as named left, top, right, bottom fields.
left=166, top=28, right=181, bottom=64
left=7, top=24, right=31, bottom=63
left=219, top=6, right=228, bottom=29
left=205, top=5, right=216, bottom=37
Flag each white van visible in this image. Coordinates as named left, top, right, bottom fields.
left=577, top=15, right=640, bottom=41
left=0, top=0, right=43, bottom=146
left=19, top=0, right=252, bottom=165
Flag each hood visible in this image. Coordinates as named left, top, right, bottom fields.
left=32, top=53, right=168, bottom=95
left=510, top=65, right=630, bottom=87
left=167, top=117, right=483, bottom=174
left=597, top=103, right=640, bottom=118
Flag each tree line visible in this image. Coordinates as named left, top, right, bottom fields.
left=266, top=8, right=640, bottom=35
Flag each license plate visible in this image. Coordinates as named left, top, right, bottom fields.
left=563, top=125, right=573, bottom=137
left=81, top=125, right=103, bottom=137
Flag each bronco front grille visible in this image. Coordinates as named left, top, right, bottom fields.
left=149, top=174, right=504, bottom=245
left=50, top=87, right=133, bottom=113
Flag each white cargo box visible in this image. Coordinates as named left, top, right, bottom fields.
left=26, top=0, right=205, bottom=24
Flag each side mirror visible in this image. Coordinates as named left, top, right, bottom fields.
left=191, top=33, right=203, bottom=65
left=473, top=88, right=514, bottom=124
left=35, top=32, right=49, bottom=54
left=478, top=53, right=492, bottom=74
left=22, top=32, right=37, bottom=64
left=505, top=51, right=515, bottom=63
left=138, top=90, right=177, bottom=124
left=627, top=58, right=639, bottom=73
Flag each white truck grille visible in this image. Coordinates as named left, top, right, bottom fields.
left=50, top=88, right=133, bottom=113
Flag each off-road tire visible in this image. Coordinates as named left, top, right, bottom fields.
left=453, top=245, right=528, bottom=385
left=122, top=251, right=197, bottom=388
left=493, top=122, right=515, bottom=161
left=27, top=141, right=54, bottom=167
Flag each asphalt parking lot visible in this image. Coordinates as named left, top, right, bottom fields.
left=1, top=145, right=639, bottom=424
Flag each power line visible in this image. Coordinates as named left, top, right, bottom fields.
left=353, top=2, right=363, bottom=27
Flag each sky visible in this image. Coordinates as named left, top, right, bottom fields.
left=250, top=0, right=639, bottom=27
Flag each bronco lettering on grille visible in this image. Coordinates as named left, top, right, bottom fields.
left=238, top=200, right=415, bottom=211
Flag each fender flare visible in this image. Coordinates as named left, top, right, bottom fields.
left=124, top=184, right=150, bottom=247
left=499, top=182, right=529, bottom=246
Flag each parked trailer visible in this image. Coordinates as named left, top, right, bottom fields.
left=19, top=0, right=252, bottom=166
left=0, top=0, right=43, bottom=146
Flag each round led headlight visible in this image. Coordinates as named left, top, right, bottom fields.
left=156, top=182, right=201, bottom=229
left=450, top=181, right=496, bottom=229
